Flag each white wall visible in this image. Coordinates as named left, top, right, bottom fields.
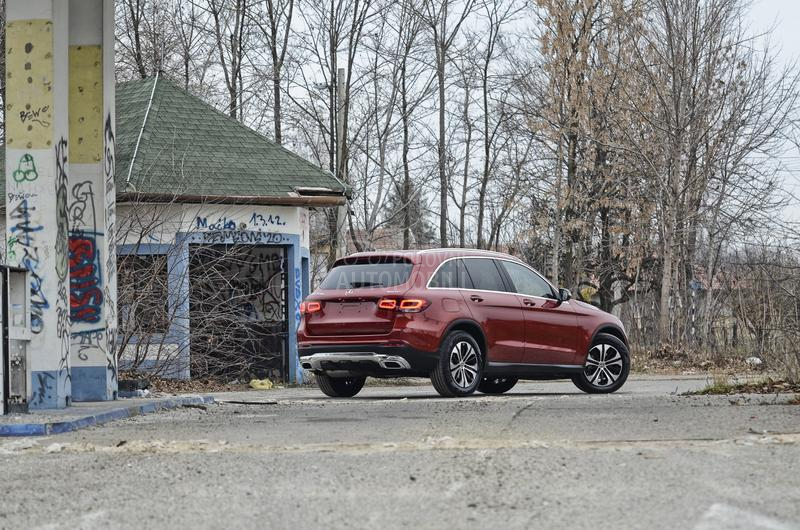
left=117, top=202, right=310, bottom=247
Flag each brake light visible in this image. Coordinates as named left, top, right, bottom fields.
left=300, top=301, right=322, bottom=314
left=377, top=298, right=397, bottom=310
left=378, top=298, right=428, bottom=313
left=399, top=299, right=428, bottom=312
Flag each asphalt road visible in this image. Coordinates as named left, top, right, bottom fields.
left=2, top=376, right=799, bottom=530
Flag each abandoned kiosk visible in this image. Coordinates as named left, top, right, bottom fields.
left=4, top=76, right=346, bottom=384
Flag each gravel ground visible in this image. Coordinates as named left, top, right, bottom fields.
left=1, top=376, right=798, bottom=530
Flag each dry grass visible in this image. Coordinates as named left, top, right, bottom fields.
left=631, top=344, right=759, bottom=375
left=688, top=377, right=800, bottom=395
left=119, top=371, right=250, bottom=393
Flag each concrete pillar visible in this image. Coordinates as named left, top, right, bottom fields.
left=67, top=0, right=117, bottom=401
left=5, top=0, right=72, bottom=408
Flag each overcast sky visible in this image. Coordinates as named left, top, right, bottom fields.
left=748, top=0, right=800, bottom=221
left=748, top=0, right=800, bottom=64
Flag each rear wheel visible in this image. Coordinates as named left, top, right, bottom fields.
left=431, top=331, right=483, bottom=397
left=316, top=374, right=366, bottom=398
left=572, top=333, right=630, bottom=394
left=478, top=377, right=518, bottom=395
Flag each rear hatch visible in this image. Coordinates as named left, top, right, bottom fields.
left=305, top=257, right=414, bottom=336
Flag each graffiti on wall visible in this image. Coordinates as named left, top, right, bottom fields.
left=55, top=138, right=71, bottom=393
left=104, top=114, right=118, bottom=386
left=33, top=372, right=55, bottom=407
left=69, top=236, right=103, bottom=323
left=12, top=154, right=39, bottom=183
left=73, top=329, right=106, bottom=362
left=202, top=230, right=287, bottom=245
left=190, top=245, right=287, bottom=323
left=227, top=248, right=286, bottom=322
left=294, top=267, right=302, bottom=329
left=9, top=198, right=47, bottom=332
left=196, top=217, right=237, bottom=230
left=195, top=212, right=289, bottom=233
left=7, top=236, right=19, bottom=262
left=69, top=181, right=103, bottom=324
left=249, top=213, right=287, bottom=227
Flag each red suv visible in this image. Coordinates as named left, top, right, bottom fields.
left=298, top=249, right=629, bottom=398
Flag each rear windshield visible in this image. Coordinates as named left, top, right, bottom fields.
left=319, top=262, right=413, bottom=290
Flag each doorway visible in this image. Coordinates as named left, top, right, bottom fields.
left=188, top=244, right=289, bottom=380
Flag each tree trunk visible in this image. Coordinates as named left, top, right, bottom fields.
left=460, top=83, right=472, bottom=248
left=659, top=217, right=675, bottom=343
left=551, top=137, right=564, bottom=285
left=437, top=55, right=448, bottom=247
left=401, top=66, right=411, bottom=250
left=272, top=62, right=282, bottom=144
left=476, top=67, right=491, bottom=249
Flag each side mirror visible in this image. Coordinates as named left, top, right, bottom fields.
left=558, top=288, right=572, bottom=302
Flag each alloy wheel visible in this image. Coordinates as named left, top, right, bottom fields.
left=449, top=341, right=479, bottom=389
left=584, top=343, right=624, bottom=388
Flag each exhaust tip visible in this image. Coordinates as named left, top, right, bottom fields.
left=382, top=361, right=402, bottom=369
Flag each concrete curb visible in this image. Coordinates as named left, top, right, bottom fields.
left=0, top=396, right=215, bottom=437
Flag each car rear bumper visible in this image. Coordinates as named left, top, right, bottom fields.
left=298, top=344, right=438, bottom=377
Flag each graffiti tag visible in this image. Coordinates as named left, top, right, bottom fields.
left=202, top=230, right=287, bottom=245
left=12, top=153, right=39, bottom=183
left=69, top=236, right=103, bottom=323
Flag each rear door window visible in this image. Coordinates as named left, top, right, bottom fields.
left=462, top=258, right=507, bottom=292
left=501, top=261, right=555, bottom=298
left=320, top=261, right=413, bottom=290
left=429, top=259, right=474, bottom=289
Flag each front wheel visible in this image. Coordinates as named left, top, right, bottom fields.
left=572, top=333, right=630, bottom=394
left=316, top=374, right=366, bottom=398
left=478, top=377, right=518, bottom=395
left=431, top=331, right=484, bottom=397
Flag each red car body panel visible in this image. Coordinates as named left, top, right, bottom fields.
left=459, top=289, right=526, bottom=363
left=518, top=298, right=581, bottom=365
left=297, top=249, right=626, bottom=378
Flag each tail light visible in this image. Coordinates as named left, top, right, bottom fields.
left=300, top=301, right=322, bottom=314
left=399, top=299, right=428, bottom=312
left=378, top=298, right=429, bottom=313
left=377, top=299, right=397, bottom=310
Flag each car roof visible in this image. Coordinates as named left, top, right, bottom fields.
left=335, top=248, right=524, bottom=266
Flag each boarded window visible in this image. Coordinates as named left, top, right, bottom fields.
left=117, top=254, right=171, bottom=334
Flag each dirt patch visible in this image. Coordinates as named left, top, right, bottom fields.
left=632, top=345, right=759, bottom=376
left=688, top=378, right=800, bottom=395
left=119, top=371, right=251, bottom=393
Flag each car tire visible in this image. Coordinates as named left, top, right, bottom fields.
left=572, top=333, right=630, bottom=394
left=316, top=374, right=366, bottom=398
left=431, top=331, right=484, bottom=397
left=478, top=377, right=519, bottom=395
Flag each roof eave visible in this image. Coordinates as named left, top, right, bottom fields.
left=117, top=191, right=347, bottom=207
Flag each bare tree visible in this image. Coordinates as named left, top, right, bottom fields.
left=206, top=0, right=251, bottom=119
left=289, top=0, right=379, bottom=263
left=474, top=0, right=520, bottom=249
left=413, top=0, right=475, bottom=247
left=251, top=0, right=295, bottom=143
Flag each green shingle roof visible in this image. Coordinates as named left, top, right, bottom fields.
left=2, top=75, right=345, bottom=200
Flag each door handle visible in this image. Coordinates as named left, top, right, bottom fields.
left=469, top=295, right=484, bottom=302
left=522, top=299, right=536, bottom=307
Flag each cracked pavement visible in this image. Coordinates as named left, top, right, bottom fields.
left=2, top=376, right=799, bottom=529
